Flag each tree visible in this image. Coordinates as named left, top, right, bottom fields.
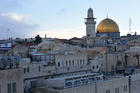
left=34, top=35, right=42, bottom=44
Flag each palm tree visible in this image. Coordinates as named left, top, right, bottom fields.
left=124, top=53, right=128, bottom=67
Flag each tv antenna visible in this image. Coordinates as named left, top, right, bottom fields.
left=129, top=18, right=132, bottom=34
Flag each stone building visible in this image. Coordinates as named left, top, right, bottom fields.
left=33, top=76, right=129, bottom=93
left=19, top=58, right=56, bottom=92
left=0, top=69, right=24, bottom=93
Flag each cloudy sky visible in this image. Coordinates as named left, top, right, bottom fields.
left=0, top=0, right=140, bottom=39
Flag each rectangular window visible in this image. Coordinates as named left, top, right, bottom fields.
left=77, top=60, right=79, bottom=66
left=8, top=83, right=11, bottom=93
left=106, top=90, right=110, bottom=93
left=115, top=88, right=119, bottom=93
left=83, top=59, right=85, bottom=62
left=58, top=62, right=60, bottom=67
left=83, top=59, right=85, bottom=64
left=12, top=82, right=16, bottom=93
left=24, top=68, right=26, bottom=73
left=31, top=81, right=37, bottom=88
left=124, top=85, right=127, bottom=92
left=66, top=61, right=68, bottom=66
left=38, top=66, right=41, bottom=72
left=27, top=68, right=29, bottom=73
left=72, top=60, right=74, bottom=66
left=80, top=60, right=82, bottom=65
left=69, top=61, right=71, bottom=66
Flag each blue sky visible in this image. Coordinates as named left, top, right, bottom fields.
left=0, top=0, right=140, bottom=39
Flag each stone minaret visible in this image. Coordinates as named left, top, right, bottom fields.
left=85, top=8, right=96, bottom=37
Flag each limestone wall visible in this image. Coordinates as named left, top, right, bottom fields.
left=0, top=69, right=24, bottom=93
left=131, top=73, right=140, bottom=93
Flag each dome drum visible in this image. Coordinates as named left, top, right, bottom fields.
left=96, top=32, right=120, bottom=38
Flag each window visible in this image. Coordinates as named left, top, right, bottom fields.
left=93, top=66, right=95, bottom=69
left=65, top=82, right=72, bottom=87
left=8, top=83, right=11, bottom=93
left=96, top=65, right=98, bottom=69
left=83, top=59, right=85, bottom=64
left=72, top=60, right=74, bottom=66
left=31, top=81, right=37, bottom=88
left=66, top=61, right=68, bottom=66
left=24, top=68, right=26, bottom=73
left=69, top=61, right=71, bottom=66
left=67, top=67, right=69, bottom=70
left=106, top=90, right=110, bottom=93
left=83, top=59, right=85, bottom=62
left=58, top=62, right=60, bottom=67
left=80, top=60, right=82, bottom=65
left=27, top=68, right=29, bottom=73
left=77, top=60, right=79, bottom=66
left=124, top=85, right=127, bottom=92
left=48, top=71, right=51, bottom=73
left=12, top=83, right=16, bottom=93
left=115, top=88, right=119, bottom=93
left=38, top=66, right=41, bottom=72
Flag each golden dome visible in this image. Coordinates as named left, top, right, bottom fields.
left=97, top=18, right=119, bottom=33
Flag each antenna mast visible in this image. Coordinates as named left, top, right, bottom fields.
left=129, top=18, right=132, bottom=34
left=107, top=13, right=108, bottom=18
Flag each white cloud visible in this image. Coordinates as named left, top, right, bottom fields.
left=0, top=13, right=38, bottom=39
left=35, top=26, right=86, bottom=39
left=0, top=13, right=29, bottom=22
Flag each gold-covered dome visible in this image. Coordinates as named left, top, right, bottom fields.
left=97, top=18, right=119, bottom=33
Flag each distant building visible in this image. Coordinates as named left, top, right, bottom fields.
left=33, top=76, right=129, bottom=93
left=30, top=51, right=89, bottom=74
left=19, top=58, right=55, bottom=92
left=84, top=8, right=121, bottom=47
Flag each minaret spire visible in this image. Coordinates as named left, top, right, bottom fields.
left=107, top=13, right=108, bottom=18
left=88, top=8, right=93, bottom=18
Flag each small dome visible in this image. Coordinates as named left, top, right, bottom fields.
left=37, top=41, right=55, bottom=50
left=97, top=18, right=119, bottom=33
left=88, top=8, right=93, bottom=13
